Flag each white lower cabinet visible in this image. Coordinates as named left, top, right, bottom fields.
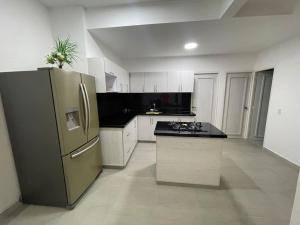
left=100, top=117, right=137, bottom=167
left=138, top=115, right=195, bottom=141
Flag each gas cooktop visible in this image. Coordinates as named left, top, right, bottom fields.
left=168, top=121, right=207, bottom=132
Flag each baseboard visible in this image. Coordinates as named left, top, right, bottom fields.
left=263, top=147, right=300, bottom=169
left=156, top=181, right=221, bottom=189
left=0, top=202, right=26, bottom=225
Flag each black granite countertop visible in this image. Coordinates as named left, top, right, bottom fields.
left=154, top=122, right=227, bottom=138
left=100, top=111, right=196, bottom=128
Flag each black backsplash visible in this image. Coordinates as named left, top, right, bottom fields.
left=97, top=93, right=191, bottom=119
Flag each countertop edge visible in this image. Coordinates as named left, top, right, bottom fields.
left=99, top=112, right=196, bottom=128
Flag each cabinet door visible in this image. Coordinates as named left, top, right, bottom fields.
left=116, top=66, right=123, bottom=92
left=132, top=117, right=138, bottom=147
left=122, top=68, right=130, bottom=93
left=155, top=72, right=168, bottom=92
left=144, top=72, right=157, bottom=92
left=130, top=73, right=145, bottom=93
left=180, top=71, right=194, bottom=92
left=138, top=116, right=152, bottom=141
left=144, top=72, right=168, bottom=93
left=100, top=128, right=124, bottom=166
left=103, top=58, right=112, bottom=75
left=88, top=58, right=106, bottom=93
left=123, top=126, right=131, bottom=164
left=167, top=72, right=181, bottom=92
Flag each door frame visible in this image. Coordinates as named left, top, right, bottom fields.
left=247, top=68, right=274, bottom=141
left=192, top=73, right=218, bottom=125
left=222, top=72, right=251, bottom=138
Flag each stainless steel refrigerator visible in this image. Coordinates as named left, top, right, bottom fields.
left=0, top=68, right=102, bottom=208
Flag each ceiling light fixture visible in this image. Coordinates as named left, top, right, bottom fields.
left=184, top=42, right=198, bottom=50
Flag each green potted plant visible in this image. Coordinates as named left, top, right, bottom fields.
left=46, top=37, right=78, bottom=69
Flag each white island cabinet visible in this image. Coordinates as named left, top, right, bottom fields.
left=155, top=122, right=227, bottom=186
left=100, top=117, right=137, bottom=167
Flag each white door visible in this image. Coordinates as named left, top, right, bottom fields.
left=223, top=73, right=250, bottom=137
left=192, top=74, right=217, bottom=124
left=180, top=71, right=194, bottom=92
left=249, top=70, right=273, bottom=139
left=130, top=73, right=145, bottom=93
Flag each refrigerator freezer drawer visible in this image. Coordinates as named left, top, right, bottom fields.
left=62, top=136, right=102, bottom=205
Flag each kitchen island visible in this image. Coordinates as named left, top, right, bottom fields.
left=155, top=121, right=227, bottom=186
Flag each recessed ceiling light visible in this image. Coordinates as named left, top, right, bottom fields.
left=184, top=42, right=198, bottom=50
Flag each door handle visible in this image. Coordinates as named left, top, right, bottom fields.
left=71, top=137, right=100, bottom=159
left=80, top=83, right=88, bottom=133
left=83, top=83, right=91, bottom=131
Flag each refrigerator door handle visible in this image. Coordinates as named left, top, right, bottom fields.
left=71, top=137, right=100, bottom=159
left=83, top=83, right=91, bottom=131
left=80, top=83, right=88, bottom=133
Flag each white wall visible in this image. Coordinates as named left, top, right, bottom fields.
left=49, top=6, right=89, bottom=73
left=290, top=172, right=300, bottom=225
left=49, top=6, right=124, bottom=72
left=0, top=0, right=54, bottom=213
left=254, top=35, right=300, bottom=166
left=0, top=0, right=53, bottom=72
left=124, top=53, right=257, bottom=130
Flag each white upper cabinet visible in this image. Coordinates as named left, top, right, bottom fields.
left=167, top=71, right=194, bottom=92
left=88, top=58, right=106, bottom=93
left=130, top=73, right=145, bottom=93
left=180, top=71, right=194, bottom=92
left=130, top=71, right=194, bottom=93
left=88, top=57, right=129, bottom=93
left=121, top=68, right=130, bottom=93
left=104, top=57, right=118, bottom=77
left=167, top=71, right=181, bottom=92
left=144, top=72, right=168, bottom=93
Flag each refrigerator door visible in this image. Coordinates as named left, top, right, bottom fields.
left=81, top=74, right=100, bottom=141
left=62, top=136, right=102, bottom=205
left=50, top=69, right=88, bottom=155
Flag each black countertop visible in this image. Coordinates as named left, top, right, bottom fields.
left=154, top=122, right=227, bottom=138
left=100, top=111, right=196, bottom=128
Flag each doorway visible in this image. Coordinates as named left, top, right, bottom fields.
left=192, top=74, right=217, bottom=125
left=223, top=73, right=251, bottom=138
left=248, top=69, right=274, bottom=144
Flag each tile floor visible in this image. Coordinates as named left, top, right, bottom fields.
left=3, top=139, right=299, bottom=225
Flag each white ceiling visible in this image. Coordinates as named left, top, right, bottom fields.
left=235, top=0, right=297, bottom=17
left=39, top=0, right=194, bottom=7
left=90, top=13, right=300, bottom=58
